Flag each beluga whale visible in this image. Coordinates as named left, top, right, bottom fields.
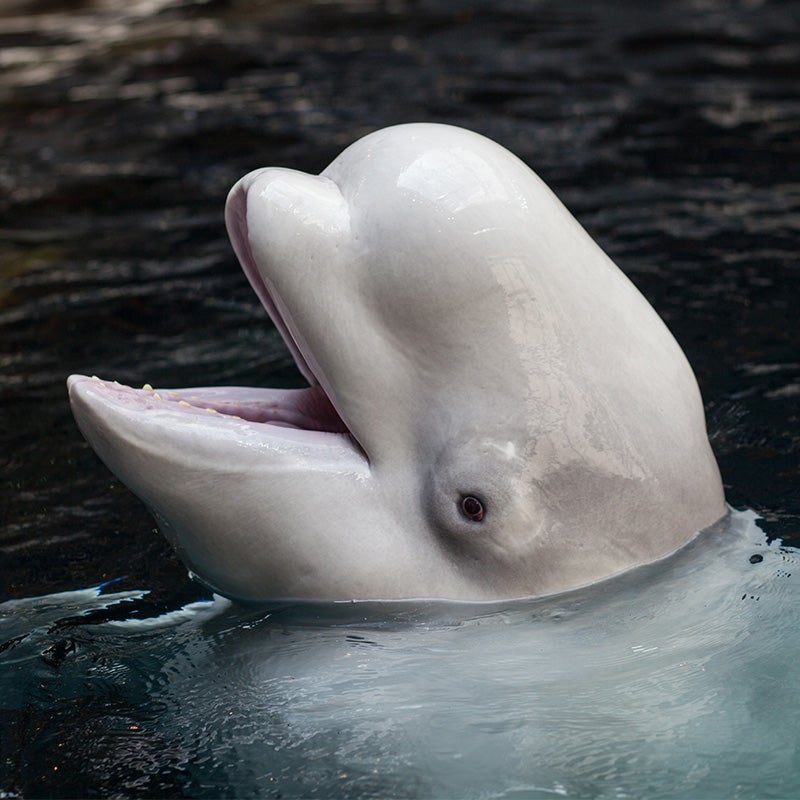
left=68, top=123, right=726, bottom=602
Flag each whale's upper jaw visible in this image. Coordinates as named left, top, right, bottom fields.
left=221, top=169, right=369, bottom=455
left=224, top=168, right=320, bottom=388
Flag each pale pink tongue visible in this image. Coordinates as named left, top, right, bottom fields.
left=161, top=385, right=350, bottom=433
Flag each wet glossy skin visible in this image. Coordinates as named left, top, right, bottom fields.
left=69, top=123, right=726, bottom=601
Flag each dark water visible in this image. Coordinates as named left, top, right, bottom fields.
left=1, top=0, right=799, bottom=797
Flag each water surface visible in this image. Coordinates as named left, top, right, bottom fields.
left=2, top=511, right=799, bottom=799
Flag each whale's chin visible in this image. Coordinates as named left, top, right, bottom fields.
left=224, top=168, right=335, bottom=392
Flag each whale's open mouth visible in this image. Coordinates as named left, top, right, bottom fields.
left=67, top=379, right=350, bottom=433
left=69, top=173, right=354, bottom=446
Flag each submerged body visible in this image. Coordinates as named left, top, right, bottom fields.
left=68, top=123, right=725, bottom=601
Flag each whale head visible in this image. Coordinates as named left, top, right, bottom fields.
left=68, top=123, right=725, bottom=601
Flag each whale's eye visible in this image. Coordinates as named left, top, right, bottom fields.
left=460, top=495, right=485, bottom=522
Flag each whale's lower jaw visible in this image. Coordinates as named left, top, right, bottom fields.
left=67, top=373, right=394, bottom=602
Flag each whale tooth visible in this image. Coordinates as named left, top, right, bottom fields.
left=91, top=375, right=102, bottom=383
left=178, top=400, right=191, bottom=408
left=205, top=407, right=218, bottom=415
left=142, top=383, right=154, bottom=392
left=168, top=391, right=179, bottom=398
left=153, top=392, right=163, bottom=401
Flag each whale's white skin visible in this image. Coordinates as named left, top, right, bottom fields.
left=68, top=123, right=726, bottom=602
